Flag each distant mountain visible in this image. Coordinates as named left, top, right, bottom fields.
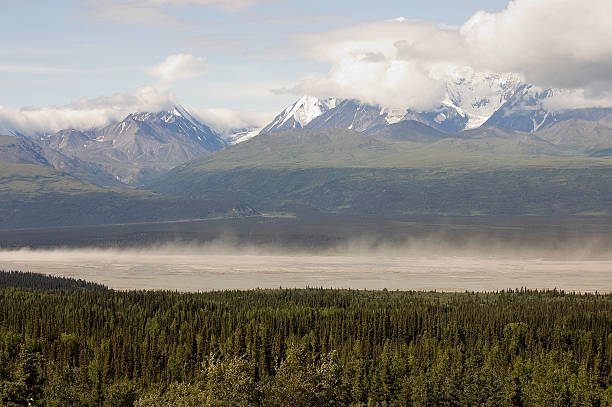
left=149, top=122, right=612, bottom=217
left=259, top=71, right=524, bottom=135
left=0, top=134, right=121, bottom=186
left=37, top=106, right=226, bottom=186
left=0, top=160, right=252, bottom=228
left=434, top=126, right=567, bottom=157
left=536, top=119, right=612, bottom=156
left=483, top=86, right=612, bottom=133
left=306, top=99, right=389, bottom=132
left=221, top=127, right=261, bottom=145
left=0, top=134, right=50, bottom=166
left=402, top=105, right=469, bottom=134
left=366, top=120, right=447, bottom=143
left=258, top=71, right=612, bottom=139
left=260, top=95, right=337, bottom=133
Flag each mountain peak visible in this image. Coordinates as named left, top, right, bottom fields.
left=260, top=95, right=337, bottom=134
left=37, top=104, right=226, bottom=186
left=259, top=72, right=526, bottom=136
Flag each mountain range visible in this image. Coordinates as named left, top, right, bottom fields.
left=4, top=72, right=612, bottom=189
left=31, top=106, right=225, bottom=186
left=260, top=77, right=612, bottom=136
left=3, top=74, right=612, bottom=227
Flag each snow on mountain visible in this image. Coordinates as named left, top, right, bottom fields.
left=222, top=127, right=262, bottom=145
left=381, top=107, right=407, bottom=125
left=443, top=70, right=524, bottom=129
left=484, top=86, right=612, bottom=133
left=38, top=105, right=226, bottom=185
left=482, top=86, right=555, bottom=132
left=259, top=71, right=524, bottom=136
left=306, top=100, right=389, bottom=132
left=259, top=96, right=337, bottom=134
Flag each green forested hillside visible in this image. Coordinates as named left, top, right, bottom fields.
left=0, top=270, right=109, bottom=291
left=0, top=272, right=610, bottom=406
left=5, top=124, right=612, bottom=226
left=149, top=128, right=612, bottom=216
left=0, top=162, right=246, bottom=228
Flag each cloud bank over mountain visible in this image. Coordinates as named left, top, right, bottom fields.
left=0, top=53, right=271, bottom=135
left=290, top=0, right=612, bottom=110
left=0, top=87, right=270, bottom=137
left=2, top=0, right=612, bottom=136
left=190, top=108, right=272, bottom=133
left=0, top=86, right=176, bottom=135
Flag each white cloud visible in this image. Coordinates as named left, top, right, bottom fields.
left=0, top=85, right=274, bottom=136
left=0, top=86, right=176, bottom=136
left=460, top=0, right=612, bottom=89
left=541, top=89, right=612, bottom=111
left=189, top=107, right=273, bottom=133
left=86, top=2, right=183, bottom=26
left=0, top=65, right=80, bottom=74
left=0, top=50, right=284, bottom=136
left=291, top=0, right=612, bottom=110
left=150, top=0, right=280, bottom=11
left=145, top=54, right=207, bottom=85
left=86, top=0, right=284, bottom=25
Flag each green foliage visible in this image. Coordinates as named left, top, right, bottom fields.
left=0, top=271, right=109, bottom=291
left=0, top=163, right=242, bottom=228
left=0, top=277, right=609, bottom=406
left=134, top=383, right=207, bottom=407
left=149, top=127, right=612, bottom=216
left=152, top=165, right=612, bottom=217
left=201, top=356, right=258, bottom=407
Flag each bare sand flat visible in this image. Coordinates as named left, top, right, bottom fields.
left=1, top=247, right=610, bottom=292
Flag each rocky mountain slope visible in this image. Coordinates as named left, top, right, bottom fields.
left=37, top=106, right=225, bottom=186
left=150, top=118, right=612, bottom=217
left=0, top=134, right=121, bottom=186
left=260, top=95, right=337, bottom=133
left=260, top=71, right=524, bottom=135
left=260, top=72, right=612, bottom=137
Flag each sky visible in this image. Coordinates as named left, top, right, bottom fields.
left=1, top=0, right=612, bottom=133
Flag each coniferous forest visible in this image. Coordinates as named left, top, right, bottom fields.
left=0, top=271, right=610, bottom=406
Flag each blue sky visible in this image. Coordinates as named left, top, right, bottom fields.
left=1, top=0, right=611, bottom=132
left=2, top=0, right=509, bottom=110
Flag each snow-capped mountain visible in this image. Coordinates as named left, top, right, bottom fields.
left=38, top=105, right=226, bottom=185
left=221, top=127, right=262, bottom=145
left=484, top=86, right=612, bottom=133
left=443, top=71, right=523, bottom=129
left=260, top=95, right=337, bottom=134
left=259, top=71, right=525, bottom=135
left=306, top=99, right=389, bottom=132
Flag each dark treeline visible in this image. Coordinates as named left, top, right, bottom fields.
left=0, top=270, right=109, bottom=291
left=0, top=273, right=610, bottom=406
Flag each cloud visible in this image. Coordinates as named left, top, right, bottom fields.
left=0, top=86, right=176, bottom=135
left=541, top=89, right=612, bottom=111
left=145, top=54, right=207, bottom=86
left=189, top=107, right=273, bottom=133
left=291, top=0, right=612, bottom=110
left=0, top=85, right=273, bottom=136
left=0, top=65, right=80, bottom=74
left=460, top=0, right=612, bottom=89
left=152, top=0, right=281, bottom=11
left=86, top=2, right=183, bottom=26
left=86, top=0, right=284, bottom=25
left=0, top=50, right=282, bottom=136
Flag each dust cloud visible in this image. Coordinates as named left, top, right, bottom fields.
left=0, top=237, right=611, bottom=293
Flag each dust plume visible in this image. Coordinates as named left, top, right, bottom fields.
left=1, top=233, right=610, bottom=293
